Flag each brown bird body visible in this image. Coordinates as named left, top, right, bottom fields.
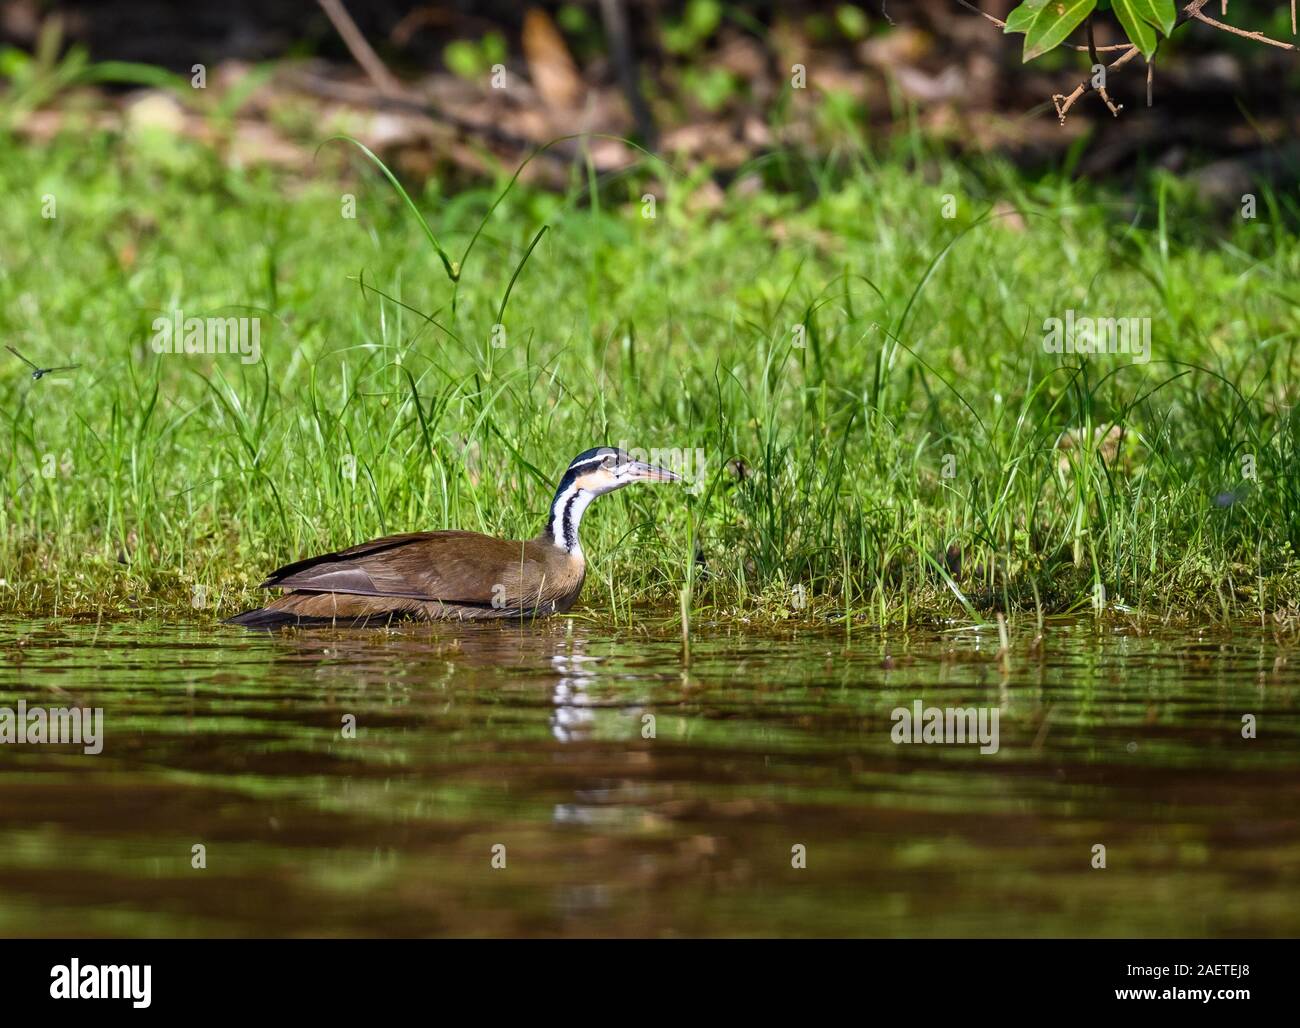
left=227, top=447, right=679, bottom=629
left=243, top=530, right=585, bottom=624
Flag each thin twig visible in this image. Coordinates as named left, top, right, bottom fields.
left=1087, top=14, right=1124, bottom=114
left=1193, top=8, right=1298, bottom=49
left=598, top=0, right=658, bottom=150
left=1052, top=44, right=1141, bottom=122
left=317, top=0, right=407, bottom=98
left=1051, top=0, right=1215, bottom=122
left=288, top=70, right=579, bottom=166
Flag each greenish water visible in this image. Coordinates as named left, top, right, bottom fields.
left=0, top=617, right=1297, bottom=937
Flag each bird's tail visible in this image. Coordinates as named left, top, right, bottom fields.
left=223, top=606, right=310, bottom=629
left=224, top=605, right=406, bottom=630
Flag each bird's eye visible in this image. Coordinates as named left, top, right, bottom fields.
left=601, top=456, right=616, bottom=469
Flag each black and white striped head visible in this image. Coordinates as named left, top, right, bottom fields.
left=546, top=447, right=681, bottom=552
left=562, top=447, right=681, bottom=494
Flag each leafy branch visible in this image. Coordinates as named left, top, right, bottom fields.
left=960, top=0, right=1297, bottom=122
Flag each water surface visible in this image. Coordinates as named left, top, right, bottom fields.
left=1, top=616, right=1297, bottom=937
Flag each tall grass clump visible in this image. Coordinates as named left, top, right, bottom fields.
left=2, top=124, right=1298, bottom=629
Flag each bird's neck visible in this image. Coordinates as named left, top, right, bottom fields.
left=543, top=480, right=595, bottom=556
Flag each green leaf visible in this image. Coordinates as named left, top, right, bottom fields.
left=443, top=40, right=486, bottom=80
left=77, top=60, right=192, bottom=92
left=1004, top=0, right=1048, bottom=35
left=835, top=5, right=870, bottom=41
left=1133, top=0, right=1176, bottom=35
left=1113, top=0, right=1158, bottom=57
left=0, top=46, right=32, bottom=82
left=481, top=31, right=508, bottom=66
left=685, top=0, right=722, bottom=37
left=1022, top=1, right=1097, bottom=62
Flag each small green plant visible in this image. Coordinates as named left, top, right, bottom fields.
left=662, top=0, right=723, bottom=55
left=443, top=31, right=508, bottom=81
left=679, top=65, right=741, bottom=112
left=835, top=5, right=872, bottom=41
left=0, top=15, right=190, bottom=128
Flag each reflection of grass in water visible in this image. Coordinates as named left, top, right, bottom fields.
left=2, top=130, right=1299, bottom=628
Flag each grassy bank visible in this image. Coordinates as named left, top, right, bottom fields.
left=3, top=126, right=1299, bottom=630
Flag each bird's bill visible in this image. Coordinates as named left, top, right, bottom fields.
left=623, top=460, right=682, bottom=483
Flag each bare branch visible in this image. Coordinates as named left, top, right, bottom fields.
left=1052, top=43, right=1140, bottom=122
left=1193, top=8, right=1298, bottom=49
left=1050, top=0, right=1216, bottom=123
left=316, top=0, right=407, bottom=98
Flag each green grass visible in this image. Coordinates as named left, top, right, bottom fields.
left=2, top=121, right=1299, bottom=630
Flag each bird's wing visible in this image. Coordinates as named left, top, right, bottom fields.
left=6, top=345, right=38, bottom=370
left=259, top=531, right=549, bottom=606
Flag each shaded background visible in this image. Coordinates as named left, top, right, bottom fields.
left=3, top=0, right=1298, bottom=193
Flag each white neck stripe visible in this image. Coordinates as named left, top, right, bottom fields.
left=549, top=482, right=599, bottom=554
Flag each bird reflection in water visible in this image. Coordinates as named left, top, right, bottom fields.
left=548, top=647, right=599, bottom=744
left=548, top=641, right=652, bottom=836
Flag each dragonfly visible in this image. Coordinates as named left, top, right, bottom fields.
left=6, top=345, right=80, bottom=380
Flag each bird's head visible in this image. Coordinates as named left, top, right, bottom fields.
left=544, top=447, right=682, bottom=552
left=560, top=446, right=682, bottom=496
